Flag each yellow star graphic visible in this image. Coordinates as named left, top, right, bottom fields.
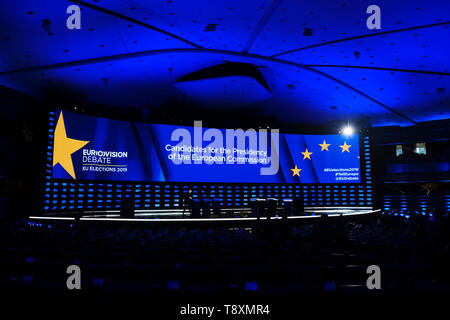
left=52, top=111, right=90, bottom=179
left=301, top=148, right=313, bottom=160
left=291, top=165, right=301, bottom=177
left=319, top=140, right=331, bottom=151
left=339, top=141, right=351, bottom=153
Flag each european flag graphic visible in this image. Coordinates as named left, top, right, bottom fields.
left=281, top=134, right=360, bottom=183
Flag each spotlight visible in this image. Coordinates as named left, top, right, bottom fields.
left=341, top=125, right=354, bottom=136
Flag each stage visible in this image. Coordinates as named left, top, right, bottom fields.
left=29, top=207, right=380, bottom=228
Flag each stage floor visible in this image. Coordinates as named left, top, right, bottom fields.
left=29, top=207, right=379, bottom=228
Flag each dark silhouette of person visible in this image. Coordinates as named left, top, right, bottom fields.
left=313, top=214, right=330, bottom=253
left=262, top=215, right=277, bottom=247
left=279, top=210, right=289, bottom=246
left=182, top=189, right=193, bottom=218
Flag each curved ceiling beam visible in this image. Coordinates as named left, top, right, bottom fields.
left=270, top=21, right=450, bottom=58
left=68, top=0, right=202, bottom=48
left=307, top=66, right=416, bottom=124
left=242, top=0, right=283, bottom=53
left=0, top=47, right=416, bottom=124
left=303, top=65, right=450, bottom=76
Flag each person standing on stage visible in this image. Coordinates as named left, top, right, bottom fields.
left=182, top=189, right=193, bottom=218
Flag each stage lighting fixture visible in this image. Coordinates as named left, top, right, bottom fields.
left=342, top=125, right=355, bottom=136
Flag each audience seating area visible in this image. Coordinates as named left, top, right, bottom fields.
left=1, top=212, right=449, bottom=301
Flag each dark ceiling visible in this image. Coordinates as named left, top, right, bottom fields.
left=0, top=0, right=449, bottom=127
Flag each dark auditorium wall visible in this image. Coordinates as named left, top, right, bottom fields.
left=372, top=120, right=450, bottom=212
left=0, top=86, right=44, bottom=219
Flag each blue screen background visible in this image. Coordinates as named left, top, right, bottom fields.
left=52, top=109, right=361, bottom=183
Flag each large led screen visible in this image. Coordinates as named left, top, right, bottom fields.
left=51, top=109, right=361, bottom=183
